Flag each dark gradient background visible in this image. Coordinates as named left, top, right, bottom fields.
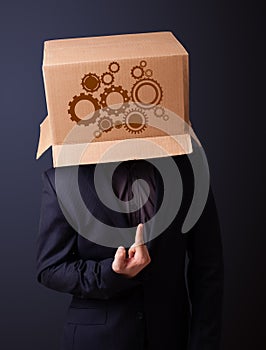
left=0, top=1, right=265, bottom=349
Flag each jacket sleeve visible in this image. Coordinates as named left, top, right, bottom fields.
left=186, top=186, right=224, bottom=350
left=36, top=170, right=140, bottom=300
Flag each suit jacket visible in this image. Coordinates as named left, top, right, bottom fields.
left=36, top=154, right=224, bottom=350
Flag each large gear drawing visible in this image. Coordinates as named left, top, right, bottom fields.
left=131, top=65, right=144, bottom=79
left=123, top=108, right=148, bottom=134
left=131, top=78, right=163, bottom=109
left=97, top=116, right=114, bottom=133
left=81, top=73, right=101, bottom=92
left=100, top=85, right=130, bottom=115
left=68, top=93, right=101, bottom=126
left=108, top=61, right=120, bottom=73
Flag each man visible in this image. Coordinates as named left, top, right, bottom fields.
left=36, top=153, right=224, bottom=350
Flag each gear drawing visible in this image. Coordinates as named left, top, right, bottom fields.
left=94, top=129, right=102, bottom=138
left=131, top=65, right=144, bottom=79
left=140, top=60, right=147, bottom=67
left=68, top=93, right=101, bottom=126
left=154, top=105, right=165, bottom=117
left=81, top=73, right=101, bottom=92
left=131, top=78, right=163, bottom=109
left=97, top=116, right=114, bottom=133
left=123, top=108, right=148, bottom=134
left=101, top=72, right=114, bottom=85
left=108, top=61, right=120, bottom=73
left=100, top=85, right=130, bottom=115
left=114, top=120, right=123, bottom=129
left=144, top=69, right=153, bottom=78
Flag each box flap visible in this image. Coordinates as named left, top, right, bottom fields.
left=36, top=116, right=52, bottom=159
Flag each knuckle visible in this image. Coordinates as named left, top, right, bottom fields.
left=139, top=257, right=148, bottom=265
left=114, top=265, right=122, bottom=273
left=144, top=256, right=151, bottom=265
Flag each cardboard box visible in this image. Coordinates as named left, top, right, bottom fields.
left=36, top=31, right=192, bottom=167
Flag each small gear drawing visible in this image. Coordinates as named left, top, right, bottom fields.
left=68, top=93, right=101, bottom=126
left=114, top=120, right=123, bottom=129
left=131, top=65, right=144, bottom=79
left=140, top=60, right=147, bottom=67
left=108, top=61, right=120, bottom=73
left=81, top=73, right=101, bottom=92
left=100, top=85, right=130, bottom=115
left=97, top=116, right=114, bottom=133
left=123, top=108, right=148, bottom=134
left=101, top=72, right=114, bottom=85
left=131, top=78, right=163, bottom=109
left=154, top=105, right=165, bottom=117
left=94, top=130, right=102, bottom=138
left=163, top=114, right=169, bottom=121
left=144, top=69, right=153, bottom=78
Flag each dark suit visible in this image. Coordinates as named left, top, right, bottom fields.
left=36, top=154, right=224, bottom=350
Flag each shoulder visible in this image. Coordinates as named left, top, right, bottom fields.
left=42, top=165, right=81, bottom=179
left=43, top=167, right=55, bottom=180
left=40, top=167, right=56, bottom=194
left=42, top=164, right=96, bottom=190
left=41, top=167, right=55, bottom=188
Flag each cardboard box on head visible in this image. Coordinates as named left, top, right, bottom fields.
left=36, top=31, right=192, bottom=167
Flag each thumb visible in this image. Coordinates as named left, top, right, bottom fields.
left=115, top=246, right=126, bottom=259
left=113, top=246, right=126, bottom=272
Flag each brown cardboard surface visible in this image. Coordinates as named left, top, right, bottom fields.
left=53, top=134, right=192, bottom=167
left=36, top=116, right=52, bottom=159
left=43, top=32, right=188, bottom=65
left=37, top=31, right=192, bottom=167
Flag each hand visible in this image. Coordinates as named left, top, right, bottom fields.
left=112, top=223, right=151, bottom=278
